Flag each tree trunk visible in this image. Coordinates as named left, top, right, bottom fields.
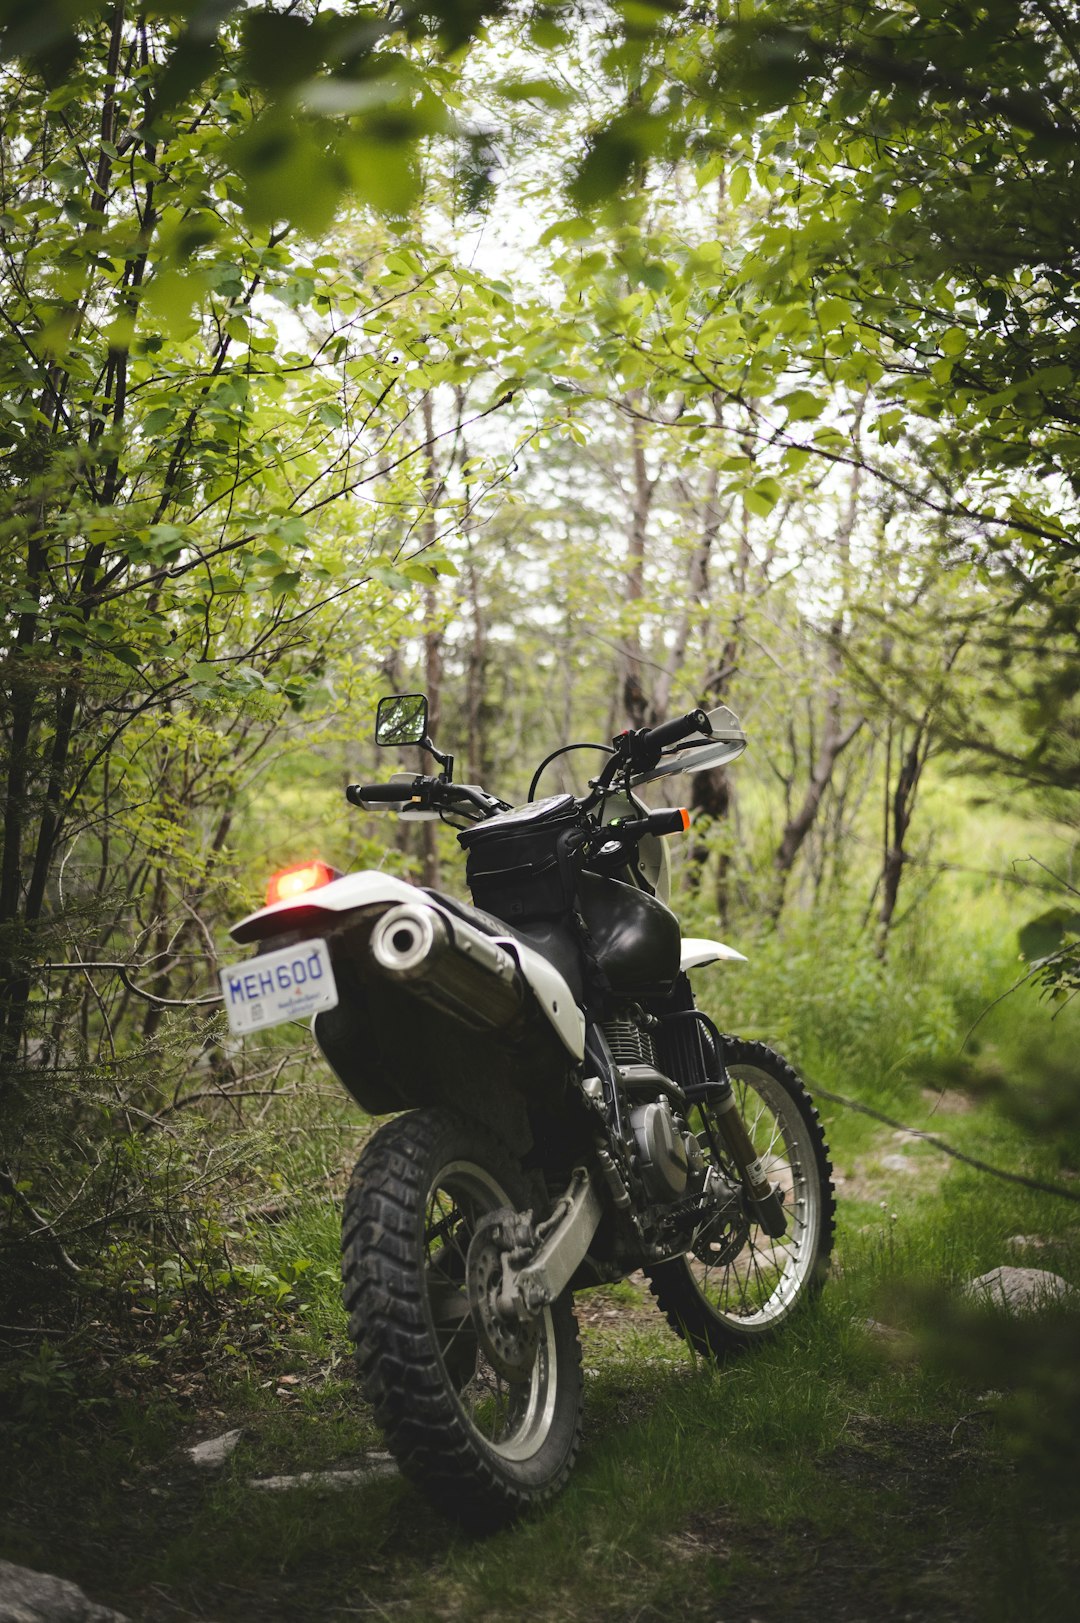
left=875, top=637, right=965, bottom=952
left=771, top=402, right=866, bottom=919
left=419, top=392, right=443, bottom=889
left=772, top=717, right=865, bottom=913
left=617, top=397, right=657, bottom=728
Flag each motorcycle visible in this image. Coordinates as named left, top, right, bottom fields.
left=220, top=695, right=835, bottom=1527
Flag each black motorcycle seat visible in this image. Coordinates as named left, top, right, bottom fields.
left=422, top=887, right=510, bottom=941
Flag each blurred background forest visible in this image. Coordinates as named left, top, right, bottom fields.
left=1, top=2, right=1078, bottom=1618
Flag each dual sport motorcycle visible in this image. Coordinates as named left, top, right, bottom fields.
left=220, top=695, right=835, bottom=1528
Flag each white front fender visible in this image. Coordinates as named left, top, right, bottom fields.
left=681, top=936, right=747, bottom=971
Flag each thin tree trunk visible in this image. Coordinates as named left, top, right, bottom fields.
left=618, top=396, right=657, bottom=727
left=875, top=637, right=966, bottom=952
left=419, top=392, right=442, bottom=889
left=771, top=401, right=867, bottom=919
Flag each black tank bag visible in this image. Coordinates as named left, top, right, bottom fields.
left=458, top=795, right=581, bottom=924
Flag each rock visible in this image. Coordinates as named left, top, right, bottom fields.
left=864, top=1317, right=906, bottom=1342
left=1005, top=1234, right=1049, bottom=1252
left=880, top=1153, right=918, bottom=1174
left=249, top=1456, right=397, bottom=1492
left=919, top=1087, right=973, bottom=1115
left=964, top=1266, right=1078, bottom=1312
left=0, top=1559, right=128, bottom=1622
left=862, top=1318, right=917, bottom=1356
left=186, top=1428, right=243, bottom=1469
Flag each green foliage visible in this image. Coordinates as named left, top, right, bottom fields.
left=1018, top=904, right=1080, bottom=1003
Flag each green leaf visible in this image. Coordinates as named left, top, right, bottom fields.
left=142, top=407, right=175, bottom=435
left=269, top=571, right=302, bottom=600
left=778, top=389, right=823, bottom=422
left=1018, top=909, right=1080, bottom=963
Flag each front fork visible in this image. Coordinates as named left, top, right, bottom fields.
left=708, top=1063, right=788, bottom=1239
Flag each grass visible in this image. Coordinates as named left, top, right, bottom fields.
left=3, top=873, right=1079, bottom=1620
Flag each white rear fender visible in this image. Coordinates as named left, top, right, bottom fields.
left=231, top=871, right=421, bottom=943
left=681, top=936, right=747, bottom=971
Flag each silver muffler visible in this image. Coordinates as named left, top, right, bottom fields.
left=368, top=904, right=524, bottom=1031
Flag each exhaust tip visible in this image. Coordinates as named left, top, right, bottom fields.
left=370, top=905, right=437, bottom=976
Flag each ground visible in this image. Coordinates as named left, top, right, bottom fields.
left=3, top=1086, right=1078, bottom=1623
left=1, top=1268, right=1074, bottom=1623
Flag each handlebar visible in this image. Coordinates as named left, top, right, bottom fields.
left=603, top=708, right=713, bottom=781
left=637, top=707, right=712, bottom=755
left=603, top=807, right=691, bottom=843
left=346, top=781, right=417, bottom=807
left=346, top=777, right=508, bottom=817
left=350, top=704, right=715, bottom=821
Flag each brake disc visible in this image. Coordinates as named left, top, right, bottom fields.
left=465, top=1208, right=541, bottom=1384
left=691, top=1169, right=748, bottom=1266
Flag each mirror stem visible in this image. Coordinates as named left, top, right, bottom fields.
left=422, top=737, right=454, bottom=782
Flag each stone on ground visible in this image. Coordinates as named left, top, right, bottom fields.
left=0, top=1559, right=128, bottom=1623
left=249, top=1456, right=397, bottom=1492
left=185, top=1427, right=244, bottom=1468
left=964, top=1266, right=1077, bottom=1312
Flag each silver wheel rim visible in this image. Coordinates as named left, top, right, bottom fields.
left=686, top=1065, right=821, bottom=1330
left=422, top=1159, right=559, bottom=1463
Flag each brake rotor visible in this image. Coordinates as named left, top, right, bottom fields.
left=691, top=1169, right=748, bottom=1266
left=465, top=1209, right=541, bottom=1384
left=693, top=1216, right=749, bottom=1267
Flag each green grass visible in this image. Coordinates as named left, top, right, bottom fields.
left=4, top=1144, right=1077, bottom=1622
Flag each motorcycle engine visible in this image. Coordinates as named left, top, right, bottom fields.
left=629, top=1095, right=705, bottom=1202
left=603, top=1010, right=706, bottom=1204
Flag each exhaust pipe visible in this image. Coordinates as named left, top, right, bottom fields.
left=369, top=904, right=524, bottom=1032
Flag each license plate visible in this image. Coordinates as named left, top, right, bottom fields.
left=219, top=938, right=339, bottom=1035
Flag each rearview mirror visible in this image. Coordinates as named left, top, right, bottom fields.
left=375, top=693, right=428, bottom=748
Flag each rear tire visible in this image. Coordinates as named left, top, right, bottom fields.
left=646, top=1038, right=835, bottom=1358
left=341, top=1107, right=583, bottom=1529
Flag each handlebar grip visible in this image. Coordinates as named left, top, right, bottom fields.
left=346, top=782, right=417, bottom=806
left=643, top=807, right=691, bottom=836
left=607, top=808, right=691, bottom=843
left=648, top=708, right=712, bottom=752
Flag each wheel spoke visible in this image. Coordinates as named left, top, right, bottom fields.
left=418, top=1160, right=566, bottom=1462
left=652, top=1051, right=832, bottom=1340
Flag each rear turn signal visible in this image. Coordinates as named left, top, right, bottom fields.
left=265, top=860, right=339, bottom=906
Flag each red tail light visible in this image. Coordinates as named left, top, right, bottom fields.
left=265, top=860, right=339, bottom=906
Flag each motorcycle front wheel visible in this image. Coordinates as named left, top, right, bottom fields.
left=341, top=1107, right=583, bottom=1528
left=646, top=1038, right=835, bottom=1358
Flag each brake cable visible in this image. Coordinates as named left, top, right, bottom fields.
left=527, top=741, right=614, bottom=803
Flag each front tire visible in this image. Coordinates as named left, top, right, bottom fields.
left=646, top=1038, right=835, bottom=1358
left=341, top=1108, right=583, bottom=1528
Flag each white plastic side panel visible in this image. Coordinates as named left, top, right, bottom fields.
left=680, top=936, right=747, bottom=970
left=494, top=937, right=585, bottom=1061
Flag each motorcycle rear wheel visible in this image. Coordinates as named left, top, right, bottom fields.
left=341, top=1107, right=583, bottom=1528
left=646, top=1038, right=835, bottom=1357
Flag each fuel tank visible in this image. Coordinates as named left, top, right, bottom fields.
left=577, top=871, right=681, bottom=997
